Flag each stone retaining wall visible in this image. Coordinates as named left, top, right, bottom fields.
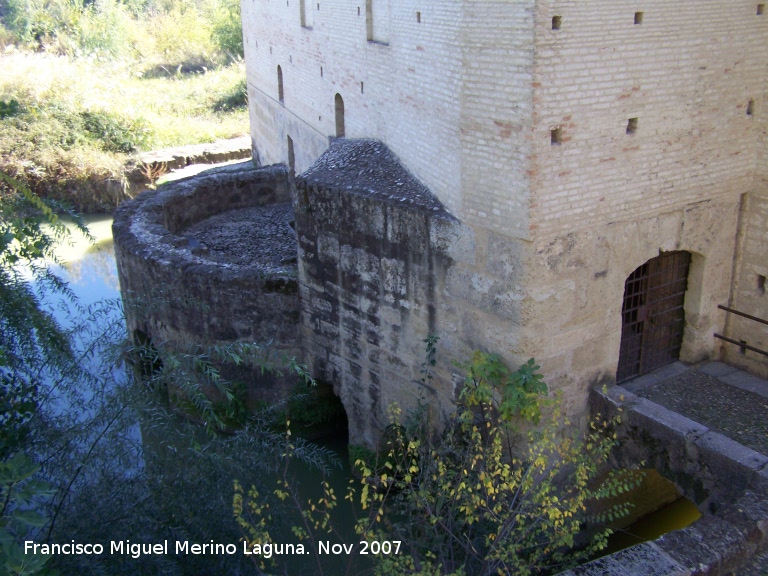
left=294, top=140, right=468, bottom=447
left=112, top=162, right=301, bottom=404
left=564, top=385, right=768, bottom=575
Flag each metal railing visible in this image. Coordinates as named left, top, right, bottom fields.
left=714, top=304, right=768, bottom=357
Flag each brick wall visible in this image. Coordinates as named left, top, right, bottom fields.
left=530, top=0, right=767, bottom=237
left=523, top=0, right=768, bottom=389
left=242, top=0, right=466, bottom=214
left=458, top=0, right=535, bottom=239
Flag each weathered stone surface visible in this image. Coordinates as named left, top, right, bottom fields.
left=588, top=380, right=768, bottom=574
left=295, top=140, right=464, bottom=446
left=656, top=516, right=749, bottom=575
left=113, top=161, right=301, bottom=403
left=733, top=549, right=768, bottom=576
left=301, top=139, right=450, bottom=215
left=719, top=491, right=768, bottom=549
left=557, top=542, right=689, bottom=576
left=126, top=136, right=253, bottom=191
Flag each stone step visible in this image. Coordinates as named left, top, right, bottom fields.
left=125, top=136, right=252, bottom=192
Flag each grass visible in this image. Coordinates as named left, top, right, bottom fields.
left=0, top=52, right=248, bottom=212
left=0, top=0, right=248, bottom=212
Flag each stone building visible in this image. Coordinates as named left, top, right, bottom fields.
left=241, top=0, right=768, bottom=446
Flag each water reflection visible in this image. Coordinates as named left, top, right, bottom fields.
left=45, top=214, right=121, bottom=306
left=32, top=216, right=360, bottom=574
left=32, top=215, right=702, bottom=573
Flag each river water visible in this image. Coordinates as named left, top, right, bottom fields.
left=37, top=215, right=700, bottom=574
left=36, top=215, right=362, bottom=575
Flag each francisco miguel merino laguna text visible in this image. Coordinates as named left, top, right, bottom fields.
left=24, top=540, right=309, bottom=558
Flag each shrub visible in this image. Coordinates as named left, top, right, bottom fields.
left=209, top=0, right=242, bottom=59
left=146, top=7, right=216, bottom=69
left=235, top=349, right=640, bottom=576
left=75, top=0, right=143, bottom=59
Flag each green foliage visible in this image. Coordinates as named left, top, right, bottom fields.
left=0, top=100, right=20, bottom=120
left=458, top=353, right=548, bottom=427
left=233, top=421, right=348, bottom=575
left=0, top=171, right=88, bottom=456
left=0, top=54, right=247, bottom=211
left=0, top=173, right=86, bottom=576
left=212, top=76, right=246, bottom=111
left=0, top=167, right=332, bottom=576
left=81, top=109, right=142, bottom=153
left=209, top=0, right=243, bottom=59
left=0, top=0, right=242, bottom=63
left=121, top=291, right=320, bottom=435
left=0, top=453, right=56, bottom=576
left=1, top=101, right=148, bottom=155
left=234, top=352, right=639, bottom=576
left=348, top=443, right=376, bottom=472
left=351, top=357, right=637, bottom=576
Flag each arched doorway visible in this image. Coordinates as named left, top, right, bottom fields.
left=334, top=93, right=345, bottom=137
left=617, top=251, right=691, bottom=382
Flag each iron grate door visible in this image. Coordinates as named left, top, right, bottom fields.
left=617, top=251, right=691, bottom=383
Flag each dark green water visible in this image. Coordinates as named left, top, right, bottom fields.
left=44, top=216, right=702, bottom=574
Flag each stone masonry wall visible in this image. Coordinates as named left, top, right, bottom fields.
left=521, top=0, right=767, bottom=399
left=113, top=163, right=301, bottom=404
left=518, top=200, right=740, bottom=417
left=725, top=190, right=768, bottom=378
left=291, top=138, right=746, bottom=443
left=294, top=140, right=471, bottom=447
left=239, top=0, right=768, bottom=439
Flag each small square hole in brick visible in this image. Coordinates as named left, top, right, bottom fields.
left=758, top=3, right=765, bottom=15
left=626, top=117, right=638, bottom=134
left=551, top=128, right=562, bottom=145
left=552, top=15, right=561, bottom=30
left=634, top=11, right=643, bottom=24
left=747, top=99, right=755, bottom=115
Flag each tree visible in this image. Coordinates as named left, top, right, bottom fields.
left=0, top=171, right=89, bottom=575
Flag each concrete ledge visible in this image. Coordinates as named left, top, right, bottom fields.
left=126, top=136, right=253, bottom=191
left=720, top=491, right=768, bottom=550
left=696, top=361, right=739, bottom=378
left=655, top=515, right=750, bottom=575
left=719, top=370, right=768, bottom=399
left=584, top=386, right=768, bottom=574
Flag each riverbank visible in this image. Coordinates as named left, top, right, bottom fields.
left=0, top=51, right=249, bottom=213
